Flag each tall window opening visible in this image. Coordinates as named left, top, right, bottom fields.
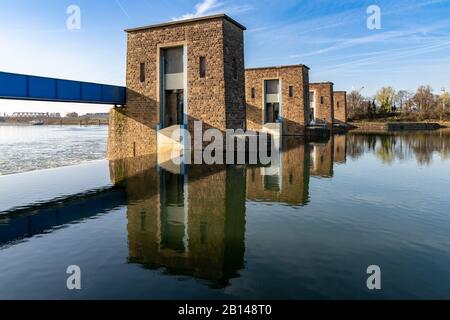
left=140, top=63, right=145, bottom=82
left=199, top=56, right=206, bottom=78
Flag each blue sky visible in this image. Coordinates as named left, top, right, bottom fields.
left=0, top=0, right=449, bottom=115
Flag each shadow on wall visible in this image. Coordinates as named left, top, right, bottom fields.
left=108, top=89, right=237, bottom=160
left=108, top=90, right=312, bottom=161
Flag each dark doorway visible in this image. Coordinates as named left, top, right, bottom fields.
left=164, top=90, right=184, bottom=127
left=265, top=103, right=280, bottom=123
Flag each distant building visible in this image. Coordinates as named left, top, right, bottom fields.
left=84, top=113, right=109, bottom=120
left=11, top=112, right=60, bottom=118
left=66, top=112, right=79, bottom=118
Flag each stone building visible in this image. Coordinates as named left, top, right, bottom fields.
left=245, top=65, right=310, bottom=136
left=108, top=14, right=246, bottom=160
left=333, top=91, right=347, bottom=124
left=309, top=82, right=334, bottom=126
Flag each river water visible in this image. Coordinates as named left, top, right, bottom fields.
left=0, top=125, right=108, bottom=176
left=0, top=128, right=449, bottom=299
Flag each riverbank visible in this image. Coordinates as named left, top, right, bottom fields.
left=0, top=117, right=109, bottom=125
left=349, top=121, right=448, bottom=132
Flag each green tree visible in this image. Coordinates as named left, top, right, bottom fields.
left=439, top=91, right=450, bottom=110
left=375, top=86, right=396, bottom=113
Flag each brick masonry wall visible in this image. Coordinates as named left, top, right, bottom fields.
left=310, top=82, right=334, bottom=125
left=108, top=17, right=245, bottom=160
left=245, top=65, right=310, bottom=136
left=333, top=91, right=347, bottom=123
left=223, top=20, right=246, bottom=130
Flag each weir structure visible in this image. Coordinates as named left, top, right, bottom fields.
left=0, top=14, right=349, bottom=163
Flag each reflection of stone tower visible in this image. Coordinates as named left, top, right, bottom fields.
left=333, top=135, right=347, bottom=164
left=111, top=157, right=246, bottom=287
left=246, top=137, right=310, bottom=205
left=310, top=138, right=334, bottom=178
left=186, top=165, right=246, bottom=283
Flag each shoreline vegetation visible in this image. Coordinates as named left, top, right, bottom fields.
left=347, top=85, right=450, bottom=123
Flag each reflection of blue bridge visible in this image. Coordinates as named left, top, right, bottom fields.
left=0, top=186, right=126, bottom=247
left=0, top=72, right=126, bottom=106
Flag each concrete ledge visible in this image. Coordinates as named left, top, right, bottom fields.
left=349, top=122, right=441, bottom=132
left=306, top=125, right=330, bottom=140
left=332, top=123, right=349, bottom=134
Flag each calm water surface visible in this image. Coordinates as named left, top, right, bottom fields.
left=0, top=130, right=449, bottom=299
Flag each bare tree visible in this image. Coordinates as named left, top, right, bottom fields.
left=395, top=90, right=413, bottom=112
left=347, top=90, right=366, bottom=118
left=413, top=85, right=436, bottom=112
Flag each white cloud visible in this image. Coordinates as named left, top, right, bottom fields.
left=173, top=0, right=252, bottom=21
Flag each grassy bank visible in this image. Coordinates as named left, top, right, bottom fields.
left=349, top=111, right=450, bottom=123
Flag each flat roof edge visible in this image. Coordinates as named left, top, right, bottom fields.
left=125, top=14, right=246, bottom=32
left=246, top=64, right=310, bottom=71
left=310, top=82, right=335, bottom=85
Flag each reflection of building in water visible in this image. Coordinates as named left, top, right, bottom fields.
left=347, top=130, right=450, bottom=165
left=310, top=138, right=334, bottom=178
left=246, top=137, right=310, bottom=205
left=333, top=135, right=347, bottom=164
left=110, top=156, right=246, bottom=287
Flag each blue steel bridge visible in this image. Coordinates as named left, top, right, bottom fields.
left=0, top=71, right=126, bottom=106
